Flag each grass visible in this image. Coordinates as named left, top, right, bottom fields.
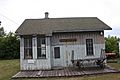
left=107, top=58, right=120, bottom=69
left=0, top=59, right=120, bottom=80
left=0, top=59, right=20, bottom=80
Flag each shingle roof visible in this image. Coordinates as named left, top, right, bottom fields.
left=16, top=17, right=112, bottom=35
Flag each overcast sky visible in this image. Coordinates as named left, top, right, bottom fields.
left=0, top=0, right=120, bottom=37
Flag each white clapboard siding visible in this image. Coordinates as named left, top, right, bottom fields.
left=20, top=31, right=105, bottom=70
left=20, top=36, right=51, bottom=70
left=51, top=31, right=105, bottom=67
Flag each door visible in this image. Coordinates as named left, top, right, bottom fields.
left=53, top=47, right=62, bottom=67
left=52, top=45, right=75, bottom=67
left=65, top=43, right=74, bottom=67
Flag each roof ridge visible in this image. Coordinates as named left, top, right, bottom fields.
left=25, top=17, right=98, bottom=20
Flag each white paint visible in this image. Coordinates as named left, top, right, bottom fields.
left=20, top=37, right=51, bottom=70
left=32, top=37, right=36, bottom=59
left=41, top=44, right=45, bottom=47
left=28, top=60, right=35, bottom=64
left=52, top=46, right=63, bottom=67
left=20, top=33, right=105, bottom=70
left=34, top=37, right=37, bottom=59
left=20, top=37, right=24, bottom=70
left=52, top=44, right=104, bottom=67
left=45, top=37, right=51, bottom=68
left=21, top=59, right=51, bottom=70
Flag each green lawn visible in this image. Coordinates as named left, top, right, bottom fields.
left=0, top=59, right=20, bottom=80
left=107, top=59, right=120, bottom=69
left=0, top=59, right=120, bottom=80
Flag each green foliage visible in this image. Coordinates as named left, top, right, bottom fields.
left=0, top=27, right=6, bottom=37
left=105, top=35, right=119, bottom=56
left=0, top=29, right=20, bottom=59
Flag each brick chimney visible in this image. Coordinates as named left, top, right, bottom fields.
left=45, top=12, right=49, bottom=19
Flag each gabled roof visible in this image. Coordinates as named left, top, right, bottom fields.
left=16, top=17, right=112, bottom=35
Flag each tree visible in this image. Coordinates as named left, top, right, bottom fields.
left=0, top=21, right=6, bottom=37
left=105, top=35, right=119, bottom=56
left=0, top=32, right=20, bottom=59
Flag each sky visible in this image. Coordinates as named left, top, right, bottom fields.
left=0, top=0, right=120, bottom=37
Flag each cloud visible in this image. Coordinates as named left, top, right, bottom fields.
left=105, top=26, right=120, bottom=37
left=0, top=0, right=120, bottom=37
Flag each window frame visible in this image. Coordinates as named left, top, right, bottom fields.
left=24, top=36, right=33, bottom=59
left=86, top=38, right=94, bottom=56
left=37, top=36, right=46, bottom=59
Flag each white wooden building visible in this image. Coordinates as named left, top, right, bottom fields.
left=16, top=12, right=112, bottom=70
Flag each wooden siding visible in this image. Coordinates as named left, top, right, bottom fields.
left=20, top=37, right=24, bottom=70
left=20, top=31, right=105, bottom=70
left=51, top=44, right=104, bottom=67
left=51, top=31, right=104, bottom=45
left=51, top=31, right=105, bottom=67
left=20, top=36, right=51, bottom=70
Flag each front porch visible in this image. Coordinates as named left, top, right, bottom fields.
left=12, top=66, right=120, bottom=79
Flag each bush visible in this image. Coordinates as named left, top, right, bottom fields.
left=0, top=33, right=20, bottom=59
left=105, top=35, right=119, bottom=57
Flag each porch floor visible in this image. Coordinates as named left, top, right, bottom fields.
left=12, top=66, right=120, bottom=79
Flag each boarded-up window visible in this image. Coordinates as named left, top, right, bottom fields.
left=86, top=39, right=94, bottom=56
left=24, top=36, right=32, bottom=59
left=54, top=47, right=60, bottom=58
left=37, top=36, right=46, bottom=58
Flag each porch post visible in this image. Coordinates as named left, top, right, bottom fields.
left=20, top=37, right=24, bottom=70
left=46, top=36, right=51, bottom=69
left=32, top=36, right=37, bottom=59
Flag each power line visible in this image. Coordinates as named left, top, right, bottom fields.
left=0, top=12, right=19, bottom=25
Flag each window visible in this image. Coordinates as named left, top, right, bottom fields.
left=71, top=50, right=74, bottom=60
left=37, top=36, right=46, bottom=58
left=54, top=47, right=60, bottom=58
left=24, top=36, right=32, bottom=59
left=86, top=39, right=94, bottom=56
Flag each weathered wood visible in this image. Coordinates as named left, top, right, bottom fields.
left=20, top=31, right=106, bottom=70
left=12, top=67, right=120, bottom=79
left=71, top=56, right=106, bottom=68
